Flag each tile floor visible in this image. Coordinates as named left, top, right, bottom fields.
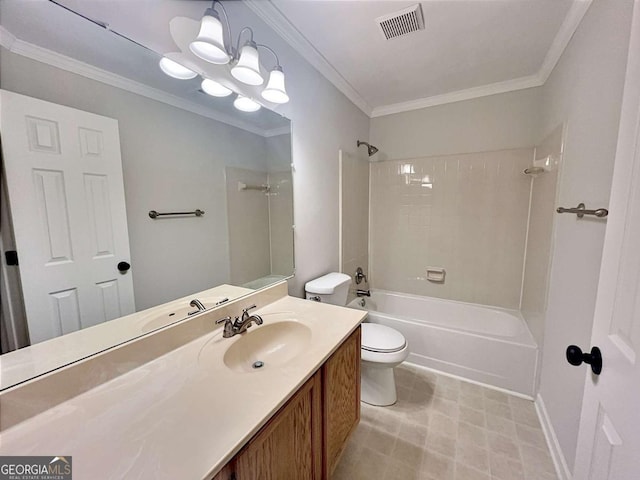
left=333, top=364, right=558, bottom=480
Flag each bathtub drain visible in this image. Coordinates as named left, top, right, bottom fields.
left=252, top=361, right=265, bottom=369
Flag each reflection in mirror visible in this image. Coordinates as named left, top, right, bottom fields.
left=0, top=0, right=294, bottom=389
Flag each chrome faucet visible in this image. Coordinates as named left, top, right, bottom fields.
left=356, top=289, right=371, bottom=297
left=216, top=316, right=236, bottom=338
left=234, top=305, right=264, bottom=334
left=188, top=298, right=206, bottom=316
left=215, top=305, right=264, bottom=338
left=355, top=267, right=368, bottom=285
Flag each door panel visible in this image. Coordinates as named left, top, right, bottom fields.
left=83, top=173, right=116, bottom=259
left=49, top=288, right=81, bottom=335
left=586, top=405, right=622, bottom=480
left=1, top=90, right=134, bottom=344
left=33, top=169, right=74, bottom=264
left=573, top=3, right=640, bottom=478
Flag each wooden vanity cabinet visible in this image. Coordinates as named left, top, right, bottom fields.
left=323, top=326, right=361, bottom=476
left=213, top=327, right=361, bottom=480
left=235, top=373, right=323, bottom=480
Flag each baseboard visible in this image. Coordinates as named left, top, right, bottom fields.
left=535, top=394, right=572, bottom=480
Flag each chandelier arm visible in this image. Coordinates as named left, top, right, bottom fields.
left=234, top=27, right=255, bottom=60
left=256, top=44, right=280, bottom=69
left=212, top=0, right=232, bottom=54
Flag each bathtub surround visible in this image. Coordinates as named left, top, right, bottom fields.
left=266, top=169, right=295, bottom=277
left=265, top=134, right=295, bottom=279
left=225, top=163, right=293, bottom=286
left=520, top=125, right=564, bottom=350
left=339, top=149, right=370, bottom=297
left=226, top=167, right=271, bottom=285
left=370, top=148, right=533, bottom=310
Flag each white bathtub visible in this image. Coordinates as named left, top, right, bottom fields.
left=348, top=290, right=538, bottom=396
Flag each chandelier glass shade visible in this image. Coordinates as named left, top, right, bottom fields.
left=160, top=1, right=289, bottom=112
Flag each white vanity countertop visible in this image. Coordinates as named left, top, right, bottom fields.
left=0, top=284, right=253, bottom=390
left=0, top=295, right=366, bottom=479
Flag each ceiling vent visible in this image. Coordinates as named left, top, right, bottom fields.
left=376, top=4, right=425, bottom=40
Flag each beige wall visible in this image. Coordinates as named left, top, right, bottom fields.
left=536, top=0, right=634, bottom=471
left=244, top=10, right=372, bottom=297
left=339, top=150, right=369, bottom=298
left=370, top=149, right=533, bottom=309
left=370, top=87, right=541, bottom=160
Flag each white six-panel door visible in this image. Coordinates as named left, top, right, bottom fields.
left=573, top=2, right=640, bottom=478
left=0, top=90, right=134, bottom=344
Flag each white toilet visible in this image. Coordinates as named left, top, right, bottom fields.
left=305, top=272, right=409, bottom=406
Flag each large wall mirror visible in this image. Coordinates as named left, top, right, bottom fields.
left=0, top=0, right=294, bottom=389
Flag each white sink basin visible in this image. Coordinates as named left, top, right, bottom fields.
left=221, top=321, right=312, bottom=373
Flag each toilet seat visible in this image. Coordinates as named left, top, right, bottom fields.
left=361, top=323, right=406, bottom=353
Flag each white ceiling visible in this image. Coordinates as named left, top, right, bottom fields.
left=1, top=0, right=591, bottom=120
left=264, top=0, right=583, bottom=116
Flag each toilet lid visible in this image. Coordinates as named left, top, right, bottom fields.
left=361, top=323, right=407, bottom=353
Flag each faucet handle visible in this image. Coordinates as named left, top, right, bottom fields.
left=241, top=304, right=257, bottom=319
left=216, top=316, right=236, bottom=338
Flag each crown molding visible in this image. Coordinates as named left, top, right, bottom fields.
left=538, top=0, right=593, bottom=82
left=0, top=26, right=274, bottom=138
left=263, top=126, right=291, bottom=137
left=370, top=74, right=544, bottom=118
left=0, top=25, right=17, bottom=50
left=242, top=0, right=373, bottom=116
left=244, top=0, right=592, bottom=118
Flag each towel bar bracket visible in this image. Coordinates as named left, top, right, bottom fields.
left=556, top=203, right=608, bottom=218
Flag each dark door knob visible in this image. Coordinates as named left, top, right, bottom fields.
left=566, top=345, right=602, bottom=375
left=117, top=261, right=131, bottom=273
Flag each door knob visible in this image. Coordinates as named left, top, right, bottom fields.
left=566, top=345, right=602, bottom=375
left=117, top=261, right=131, bottom=273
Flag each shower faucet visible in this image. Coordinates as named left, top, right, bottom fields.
left=355, top=267, right=368, bottom=285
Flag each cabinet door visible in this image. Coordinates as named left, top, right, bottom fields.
left=323, top=327, right=361, bottom=476
left=235, top=373, right=322, bottom=480
left=211, top=463, right=234, bottom=480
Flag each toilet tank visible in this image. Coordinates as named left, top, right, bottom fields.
left=305, top=272, right=352, bottom=306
